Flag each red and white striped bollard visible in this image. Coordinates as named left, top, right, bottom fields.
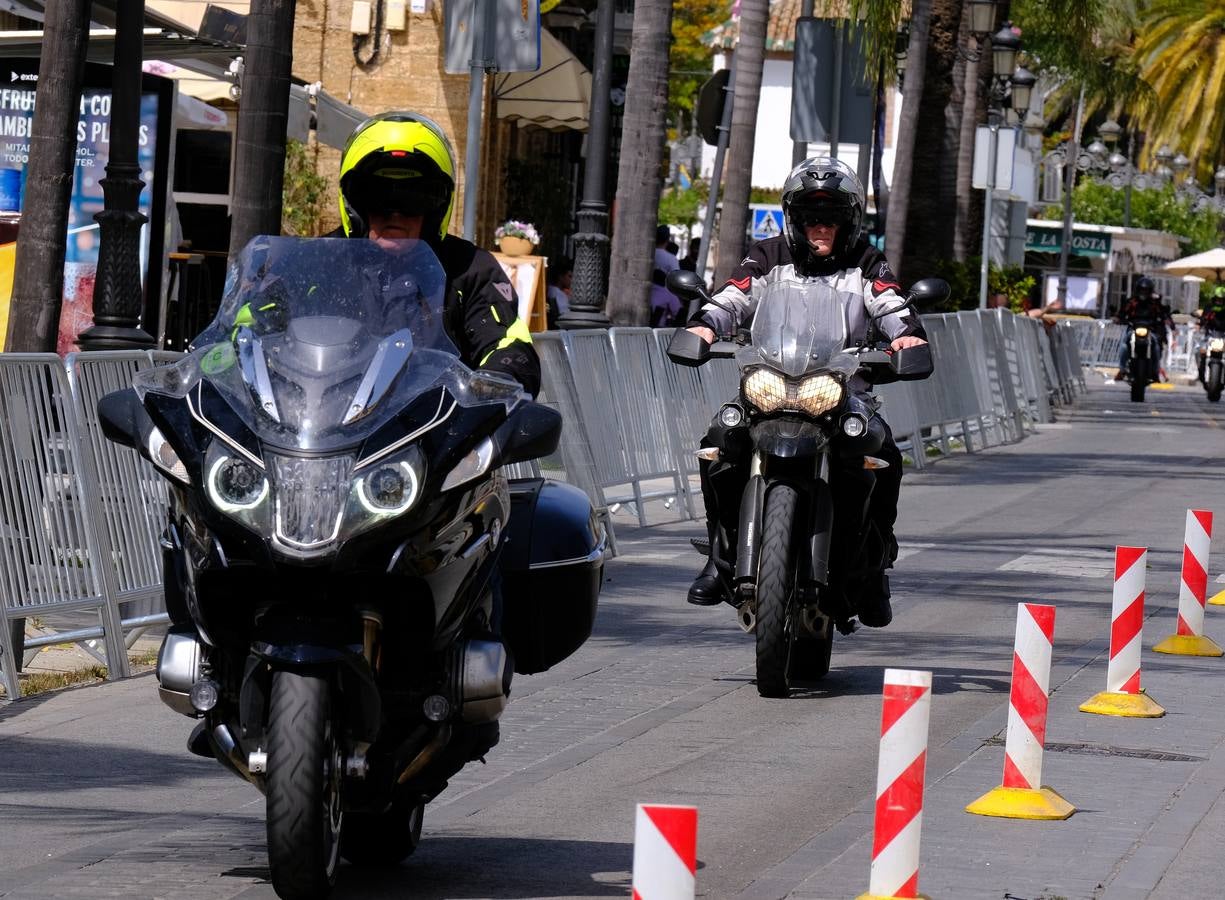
left=1080, top=547, right=1165, bottom=717
left=631, top=803, right=697, bottom=900
left=966, top=602, right=1074, bottom=820
left=856, top=668, right=932, bottom=900
left=1155, top=509, right=1223, bottom=657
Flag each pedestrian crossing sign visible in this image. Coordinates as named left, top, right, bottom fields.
left=751, top=207, right=784, bottom=241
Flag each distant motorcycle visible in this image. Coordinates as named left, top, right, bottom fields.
left=97, top=237, right=604, bottom=899
left=1198, top=328, right=1225, bottom=402
left=1123, top=321, right=1161, bottom=402
left=665, top=269, right=945, bottom=697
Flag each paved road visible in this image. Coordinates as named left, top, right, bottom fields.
left=4, top=378, right=1225, bottom=899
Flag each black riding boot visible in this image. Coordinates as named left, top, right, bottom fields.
left=688, top=517, right=728, bottom=606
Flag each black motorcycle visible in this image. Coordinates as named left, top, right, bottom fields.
left=1198, top=327, right=1225, bottom=402
left=665, top=270, right=943, bottom=697
left=1123, top=320, right=1161, bottom=402
left=97, top=237, right=603, bottom=899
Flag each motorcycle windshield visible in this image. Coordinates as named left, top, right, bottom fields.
left=746, top=280, right=856, bottom=378
left=135, top=236, right=523, bottom=452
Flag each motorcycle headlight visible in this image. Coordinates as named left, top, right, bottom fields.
left=743, top=368, right=845, bottom=417
left=1210, top=338, right=1225, bottom=353
left=1135, top=327, right=1149, bottom=337
left=208, top=456, right=267, bottom=510
left=270, top=454, right=354, bottom=553
left=743, top=369, right=789, bottom=412
left=358, top=458, right=421, bottom=513
left=795, top=374, right=845, bottom=417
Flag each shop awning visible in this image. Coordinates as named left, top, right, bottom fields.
left=494, top=28, right=590, bottom=132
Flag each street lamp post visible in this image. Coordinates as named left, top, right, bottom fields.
left=559, top=0, right=614, bottom=329
left=977, top=24, right=1022, bottom=309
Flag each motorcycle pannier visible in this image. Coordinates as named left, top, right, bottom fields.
left=500, top=478, right=603, bottom=674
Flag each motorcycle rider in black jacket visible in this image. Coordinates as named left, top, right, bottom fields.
left=682, top=158, right=927, bottom=627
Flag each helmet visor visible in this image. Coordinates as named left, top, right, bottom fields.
left=349, top=173, right=451, bottom=219
left=790, top=204, right=850, bottom=229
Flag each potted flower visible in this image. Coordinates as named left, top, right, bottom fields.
left=495, top=220, right=540, bottom=257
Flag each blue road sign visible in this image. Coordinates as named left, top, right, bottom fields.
left=751, top=207, right=784, bottom=241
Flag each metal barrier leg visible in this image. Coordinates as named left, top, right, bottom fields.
left=0, top=615, right=21, bottom=700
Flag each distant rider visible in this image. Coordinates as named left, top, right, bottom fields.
left=1196, top=287, right=1225, bottom=384
left=683, top=158, right=927, bottom=628
left=1115, top=276, right=1174, bottom=382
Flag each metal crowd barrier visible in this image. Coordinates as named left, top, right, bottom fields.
left=0, top=309, right=1080, bottom=699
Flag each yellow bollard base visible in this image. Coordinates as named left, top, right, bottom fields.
left=1079, top=690, right=1165, bottom=717
left=965, top=785, right=1075, bottom=820
left=1152, top=633, right=1225, bottom=657
left=1207, top=589, right=1225, bottom=606
left=1149, top=382, right=1175, bottom=391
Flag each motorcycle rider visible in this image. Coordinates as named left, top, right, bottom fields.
left=1115, top=276, right=1174, bottom=382
left=683, top=157, right=927, bottom=628
left=1196, top=286, right=1225, bottom=383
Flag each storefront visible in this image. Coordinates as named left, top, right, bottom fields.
left=1024, top=220, right=1198, bottom=317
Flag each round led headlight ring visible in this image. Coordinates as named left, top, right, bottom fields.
left=357, top=459, right=419, bottom=514
left=209, top=456, right=268, bottom=509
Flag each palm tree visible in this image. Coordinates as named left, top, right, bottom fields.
left=607, top=0, right=676, bottom=325
left=882, top=0, right=931, bottom=277
left=1131, top=0, right=1225, bottom=178
left=713, top=0, right=770, bottom=285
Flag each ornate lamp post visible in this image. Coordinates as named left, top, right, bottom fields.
left=977, top=23, right=1021, bottom=309
left=77, top=0, right=155, bottom=350
left=558, top=0, right=614, bottom=330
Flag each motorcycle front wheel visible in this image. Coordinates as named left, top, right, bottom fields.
left=266, top=670, right=344, bottom=900
left=1208, top=361, right=1222, bottom=402
left=756, top=484, right=799, bottom=698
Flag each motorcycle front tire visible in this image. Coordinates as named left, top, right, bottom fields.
left=1129, top=359, right=1148, bottom=402
left=756, top=484, right=799, bottom=698
left=1208, top=361, right=1223, bottom=402
left=266, top=670, right=344, bottom=900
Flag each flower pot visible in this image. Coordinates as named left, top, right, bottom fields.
left=499, top=236, right=534, bottom=257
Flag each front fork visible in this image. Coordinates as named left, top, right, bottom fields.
left=733, top=451, right=833, bottom=629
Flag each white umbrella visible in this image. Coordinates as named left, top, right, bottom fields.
left=1163, top=247, right=1225, bottom=282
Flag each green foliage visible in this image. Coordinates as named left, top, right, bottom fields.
left=669, top=0, right=732, bottom=127
left=281, top=139, right=329, bottom=237
left=658, top=179, right=710, bottom=228
left=927, top=258, right=1035, bottom=313
left=749, top=186, right=783, bottom=205
left=1040, top=179, right=1223, bottom=254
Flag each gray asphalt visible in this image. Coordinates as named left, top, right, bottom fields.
left=3, top=376, right=1225, bottom=900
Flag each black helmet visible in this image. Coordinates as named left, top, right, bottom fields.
left=780, top=157, right=865, bottom=275
left=1134, top=276, right=1155, bottom=300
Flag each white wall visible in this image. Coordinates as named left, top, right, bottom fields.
left=699, top=53, right=900, bottom=201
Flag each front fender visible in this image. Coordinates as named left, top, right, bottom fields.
left=241, top=640, right=381, bottom=743
left=750, top=418, right=828, bottom=460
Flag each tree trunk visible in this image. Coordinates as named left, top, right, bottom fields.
left=605, top=0, right=675, bottom=325
left=713, top=0, right=769, bottom=286
left=229, top=0, right=298, bottom=257
left=898, top=0, right=961, bottom=285
left=5, top=0, right=90, bottom=352
left=882, top=0, right=930, bottom=276
left=954, top=30, right=990, bottom=263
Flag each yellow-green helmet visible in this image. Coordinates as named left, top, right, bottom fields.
left=338, top=111, right=457, bottom=240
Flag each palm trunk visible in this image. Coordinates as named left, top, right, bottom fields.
left=882, top=0, right=931, bottom=276
left=898, top=0, right=962, bottom=284
left=954, top=33, right=990, bottom=263
left=229, top=0, right=298, bottom=256
left=5, top=0, right=90, bottom=351
left=606, top=0, right=675, bottom=325
left=713, top=0, right=769, bottom=286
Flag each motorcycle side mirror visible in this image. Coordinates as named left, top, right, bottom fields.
left=666, top=269, right=711, bottom=304
left=97, top=387, right=146, bottom=450
left=906, top=278, right=951, bottom=310
left=498, top=402, right=562, bottom=467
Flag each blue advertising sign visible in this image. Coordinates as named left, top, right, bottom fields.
left=0, top=61, right=171, bottom=352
